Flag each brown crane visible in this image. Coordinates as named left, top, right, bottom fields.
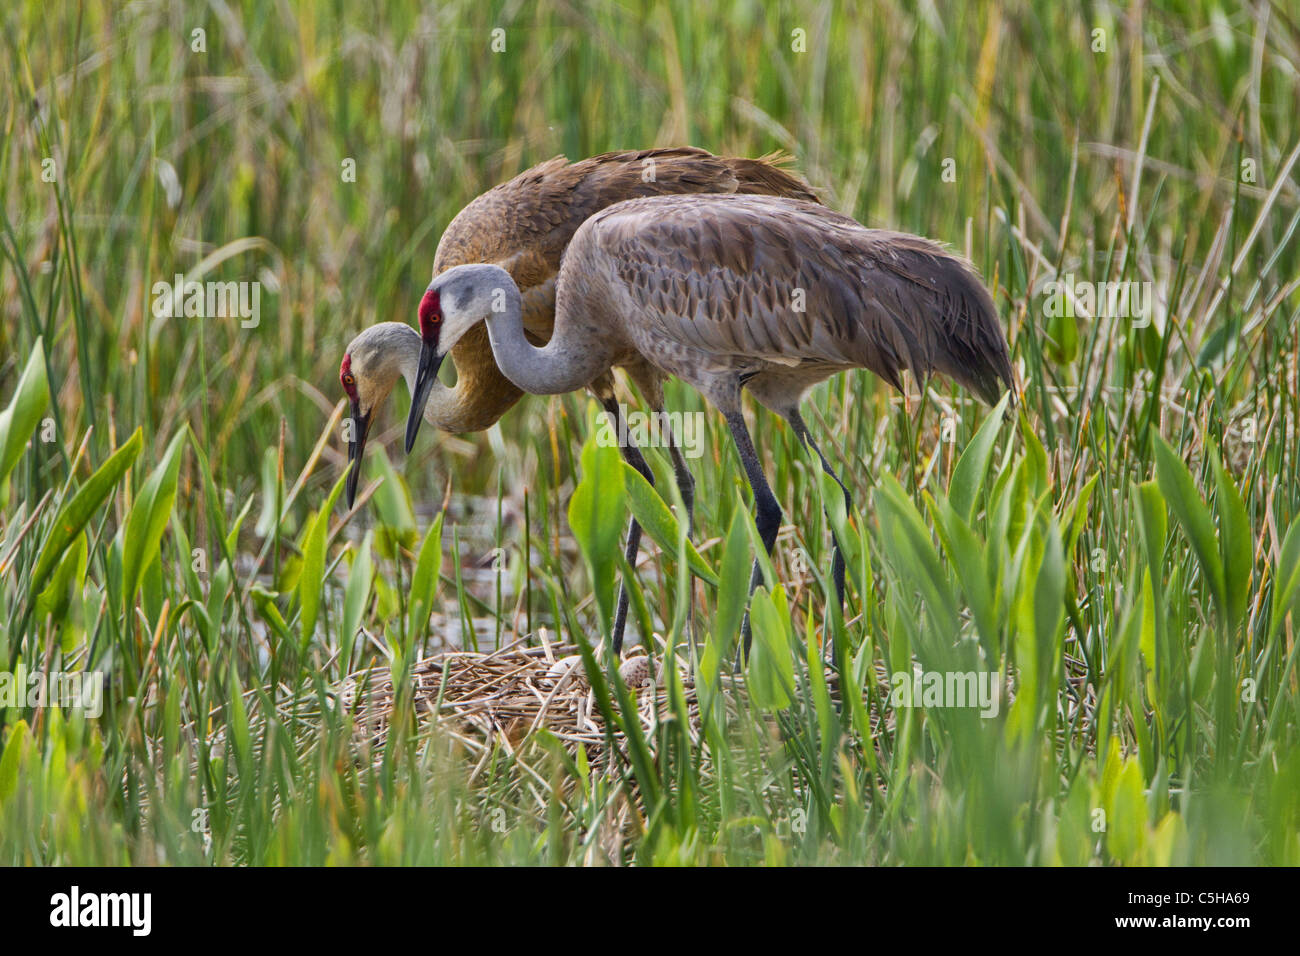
left=407, top=194, right=1016, bottom=650
left=340, top=147, right=819, bottom=649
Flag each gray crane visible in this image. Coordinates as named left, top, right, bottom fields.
left=406, top=194, right=1016, bottom=650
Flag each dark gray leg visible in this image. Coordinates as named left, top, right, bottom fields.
left=664, top=422, right=696, bottom=536
left=603, top=398, right=651, bottom=654
left=786, top=409, right=851, bottom=607
left=658, top=414, right=698, bottom=650
left=724, top=409, right=783, bottom=655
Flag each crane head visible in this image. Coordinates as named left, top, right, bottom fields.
left=339, top=352, right=371, bottom=508
left=408, top=264, right=518, bottom=452
left=340, top=322, right=424, bottom=508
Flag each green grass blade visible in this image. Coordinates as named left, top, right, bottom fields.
left=0, top=338, right=50, bottom=488
left=297, top=466, right=350, bottom=645
left=120, top=428, right=186, bottom=611
left=29, top=428, right=143, bottom=599
left=949, top=392, right=1010, bottom=521
left=407, top=510, right=445, bottom=647
left=1154, top=435, right=1225, bottom=617
left=567, top=430, right=626, bottom=643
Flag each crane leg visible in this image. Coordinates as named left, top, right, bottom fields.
left=786, top=410, right=851, bottom=608
left=723, top=408, right=783, bottom=656
left=658, top=414, right=698, bottom=650
left=663, top=421, right=696, bottom=536
left=603, top=398, right=652, bottom=655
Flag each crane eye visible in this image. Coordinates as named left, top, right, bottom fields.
left=418, top=290, right=441, bottom=333
left=342, top=373, right=355, bottom=387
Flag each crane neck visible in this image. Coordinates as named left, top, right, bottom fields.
left=482, top=281, right=615, bottom=396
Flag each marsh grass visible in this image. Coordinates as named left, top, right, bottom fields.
left=1, top=0, right=1299, bottom=864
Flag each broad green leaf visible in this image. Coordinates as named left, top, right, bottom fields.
left=171, top=512, right=201, bottom=600
left=35, top=531, right=87, bottom=627
left=1099, top=735, right=1123, bottom=803
left=1138, top=570, right=1156, bottom=671
left=1019, top=412, right=1049, bottom=496
left=696, top=634, right=725, bottom=731
left=121, top=428, right=187, bottom=609
left=1153, top=436, right=1224, bottom=615
left=227, top=663, right=252, bottom=772
left=1209, top=444, right=1251, bottom=631
left=811, top=462, right=852, bottom=593
left=806, top=609, right=837, bottom=766
left=739, top=486, right=778, bottom=592
left=0, top=339, right=50, bottom=487
left=254, top=446, right=288, bottom=538
left=620, top=461, right=717, bottom=585
left=1188, top=635, right=1214, bottom=703
left=713, top=506, right=753, bottom=662
left=949, top=392, right=1010, bottom=521
left=1107, top=757, right=1147, bottom=865
left=1007, top=526, right=1047, bottom=741
left=1034, top=520, right=1065, bottom=659
left=298, top=467, right=350, bottom=643
left=1055, top=774, right=1099, bottom=866
left=1064, top=472, right=1099, bottom=555
left=252, top=585, right=292, bottom=645
left=1149, top=811, right=1186, bottom=866
left=844, top=641, right=877, bottom=771
left=874, top=474, right=959, bottom=645
left=1269, top=518, right=1300, bottom=642
left=1131, top=479, right=1167, bottom=582
left=930, top=497, right=999, bottom=658
left=340, top=529, right=373, bottom=671
left=406, top=511, right=445, bottom=644
left=371, top=447, right=417, bottom=545
left=225, top=495, right=254, bottom=555
left=0, top=720, right=30, bottom=802
left=30, top=428, right=143, bottom=598
left=567, top=432, right=626, bottom=642
left=747, top=585, right=795, bottom=711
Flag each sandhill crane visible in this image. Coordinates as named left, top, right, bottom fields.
left=341, top=148, right=818, bottom=649
left=407, top=194, right=1015, bottom=651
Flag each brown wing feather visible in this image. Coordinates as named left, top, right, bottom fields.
left=434, top=147, right=819, bottom=280
left=585, top=194, right=1014, bottom=405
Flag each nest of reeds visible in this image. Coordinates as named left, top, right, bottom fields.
left=332, top=637, right=707, bottom=773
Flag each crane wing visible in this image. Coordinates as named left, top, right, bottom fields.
left=587, top=195, right=1015, bottom=404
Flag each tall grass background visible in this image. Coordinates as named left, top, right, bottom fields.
left=1, top=0, right=1298, bottom=864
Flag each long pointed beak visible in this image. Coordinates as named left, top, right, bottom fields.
left=405, top=341, right=444, bottom=454
left=346, top=401, right=372, bottom=509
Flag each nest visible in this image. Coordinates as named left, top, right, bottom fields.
left=331, top=638, right=702, bottom=772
